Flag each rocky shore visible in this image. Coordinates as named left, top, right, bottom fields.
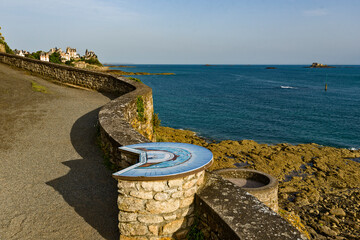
left=154, top=126, right=360, bottom=239
left=101, top=68, right=175, bottom=76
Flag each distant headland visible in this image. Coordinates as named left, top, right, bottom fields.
left=1, top=25, right=174, bottom=76
left=10, top=47, right=175, bottom=75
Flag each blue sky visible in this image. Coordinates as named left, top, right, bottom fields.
left=0, top=0, right=359, bottom=64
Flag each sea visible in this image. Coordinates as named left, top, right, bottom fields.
left=110, top=65, right=360, bottom=150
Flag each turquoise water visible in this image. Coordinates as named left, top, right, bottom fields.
left=111, top=65, right=360, bottom=149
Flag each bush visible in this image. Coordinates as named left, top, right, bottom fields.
left=152, top=113, right=161, bottom=128
left=49, top=52, right=62, bottom=64
left=85, top=57, right=103, bottom=66
left=65, top=59, right=75, bottom=66
left=26, top=51, right=42, bottom=60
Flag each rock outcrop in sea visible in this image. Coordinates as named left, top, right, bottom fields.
left=307, top=62, right=335, bottom=68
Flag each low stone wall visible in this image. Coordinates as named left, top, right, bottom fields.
left=196, top=172, right=304, bottom=240
left=117, top=171, right=205, bottom=239
left=0, top=52, right=154, bottom=164
left=98, top=88, right=154, bottom=168
left=0, top=52, right=134, bottom=93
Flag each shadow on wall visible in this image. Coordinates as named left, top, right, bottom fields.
left=46, top=108, right=119, bottom=240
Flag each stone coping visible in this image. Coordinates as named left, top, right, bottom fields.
left=196, top=172, right=305, bottom=240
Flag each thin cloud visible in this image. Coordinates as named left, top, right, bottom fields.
left=303, top=8, right=329, bottom=17
left=0, top=0, right=140, bottom=22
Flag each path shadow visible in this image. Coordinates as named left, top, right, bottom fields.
left=46, top=108, right=119, bottom=240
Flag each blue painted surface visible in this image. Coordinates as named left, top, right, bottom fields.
left=113, top=142, right=213, bottom=178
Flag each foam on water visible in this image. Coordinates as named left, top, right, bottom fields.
left=280, top=86, right=297, bottom=89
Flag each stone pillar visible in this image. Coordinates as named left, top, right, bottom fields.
left=117, top=171, right=205, bottom=240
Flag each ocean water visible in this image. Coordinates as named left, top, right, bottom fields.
left=111, top=65, right=360, bottom=149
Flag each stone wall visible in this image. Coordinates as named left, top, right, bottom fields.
left=0, top=52, right=154, bottom=163
left=98, top=86, right=154, bottom=168
left=117, top=171, right=205, bottom=239
left=196, top=172, right=305, bottom=240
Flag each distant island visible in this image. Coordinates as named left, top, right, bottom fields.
left=306, top=62, right=335, bottom=68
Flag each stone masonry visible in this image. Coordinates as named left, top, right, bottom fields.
left=117, top=171, right=205, bottom=240
left=247, top=183, right=278, bottom=213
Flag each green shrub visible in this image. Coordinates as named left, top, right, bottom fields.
left=187, top=217, right=204, bottom=240
left=152, top=113, right=161, bottom=128
left=26, top=51, right=42, bottom=60
left=65, top=59, right=75, bottom=66
left=85, top=57, right=103, bottom=66
left=136, top=96, right=145, bottom=121
left=49, top=52, right=62, bottom=64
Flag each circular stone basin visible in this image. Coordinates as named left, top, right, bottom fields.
left=214, top=168, right=279, bottom=212
left=214, top=168, right=277, bottom=191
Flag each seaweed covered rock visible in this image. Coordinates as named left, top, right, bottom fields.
left=154, top=126, right=360, bottom=239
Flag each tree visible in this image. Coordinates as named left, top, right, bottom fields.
left=27, top=51, right=42, bottom=60
left=0, top=26, right=13, bottom=54
left=49, top=52, right=62, bottom=64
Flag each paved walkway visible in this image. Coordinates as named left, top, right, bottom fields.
left=0, top=63, right=119, bottom=240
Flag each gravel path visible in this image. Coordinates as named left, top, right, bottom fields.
left=0, top=63, right=119, bottom=240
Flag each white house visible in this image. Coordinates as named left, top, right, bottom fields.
left=40, top=52, right=49, bottom=62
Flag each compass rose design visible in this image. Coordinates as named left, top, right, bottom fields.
left=112, top=142, right=213, bottom=179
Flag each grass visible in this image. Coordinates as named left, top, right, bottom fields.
left=31, top=82, right=48, bottom=93
left=128, top=77, right=142, bottom=83
left=187, top=217, right=204, bottom=240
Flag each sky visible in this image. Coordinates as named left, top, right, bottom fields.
left=0, top=0, right=359, bottom=64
